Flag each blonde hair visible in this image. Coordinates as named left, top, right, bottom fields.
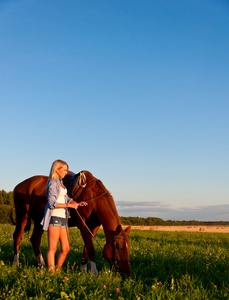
left=48, top=159, right=69, bottom=180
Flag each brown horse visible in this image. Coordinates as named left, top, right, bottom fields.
left=13, top=170, right=131, bottom=276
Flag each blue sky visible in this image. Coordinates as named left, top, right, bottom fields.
left=1, top=0, right=229, bottom=221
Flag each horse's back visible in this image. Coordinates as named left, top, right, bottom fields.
left=13, top=176, right=48, bottom=206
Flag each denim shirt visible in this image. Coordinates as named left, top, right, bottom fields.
left=40, top=179, right=72, bottom=231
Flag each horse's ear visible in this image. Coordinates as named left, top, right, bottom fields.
left=125, top=225, right=131, bottom=235
left=115, top=225, right=122, bottom=235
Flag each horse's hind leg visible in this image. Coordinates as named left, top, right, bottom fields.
left=30, top=223, right=45, bottom=267
left=13, top=203, right=29, bottom=266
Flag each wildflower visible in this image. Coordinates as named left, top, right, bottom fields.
left=64, top=276, right=68, bottom=280
left=116, top=288, right=121, bottom=293
left=103, top=285, right=106, bottom=289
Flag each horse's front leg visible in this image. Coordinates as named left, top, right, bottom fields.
left=80, top=225, right=100, bottom=275
left=80, top=246, right=89, bottom=274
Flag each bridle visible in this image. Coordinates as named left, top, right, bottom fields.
left=104, top=234, right=131, bottom=274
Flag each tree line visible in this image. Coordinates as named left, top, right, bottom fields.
left=0, top=190, right=228, bottom=226
left=0, top=190, right=14, bottom=206
left=120, top=216, right=229, bottom=226
left=0, top=190, right=15, bottom=224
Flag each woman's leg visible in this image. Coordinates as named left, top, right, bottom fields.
left=56, top=227, right=70, bottom=270
left=47, top=226, right=61, bottom=272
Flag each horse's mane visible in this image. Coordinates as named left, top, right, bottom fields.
left=83, top=170, right=115, bottom=204
left=82, top=170, right=103, bottom=190
left=84, top=171, right=120, bottom=222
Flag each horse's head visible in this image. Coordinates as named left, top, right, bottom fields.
left=103, top=225, right=131, bottom=277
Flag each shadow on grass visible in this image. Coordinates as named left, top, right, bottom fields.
left=130, top=245, right=229, bottom=289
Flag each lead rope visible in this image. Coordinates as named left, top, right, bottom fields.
left=75, top=208, right=130, bottom=275
left=74, top=208, right=113, bottom=265
left=83, top=192, right=107, bottom=203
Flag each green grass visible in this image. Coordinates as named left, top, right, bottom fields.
left=0, top=224, right=228, bottom=299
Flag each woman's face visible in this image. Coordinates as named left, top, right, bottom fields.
left=56, top=165, right=68, bottom=178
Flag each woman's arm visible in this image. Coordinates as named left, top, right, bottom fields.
left=46, top=180, right=59, bottom=209
left=55, top=201, right=87, bottom=209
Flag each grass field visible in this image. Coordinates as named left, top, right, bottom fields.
left=0, top=224, right=228, bottom=299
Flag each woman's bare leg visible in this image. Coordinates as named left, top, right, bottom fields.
left=56, top=227, right=70, bottom=270
left=47, top=226, right=60, bottom=272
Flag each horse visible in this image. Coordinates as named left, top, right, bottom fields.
left=13, top=170, right=131, bottom=276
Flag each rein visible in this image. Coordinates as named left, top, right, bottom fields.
left=74, top=209, right=112, bottom=265
left=75, top=208, right=130, bottom=272
left=82, top=191, right=107, bottom=203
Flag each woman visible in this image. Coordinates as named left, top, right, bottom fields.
left=41, top=159, right=87, bottom=272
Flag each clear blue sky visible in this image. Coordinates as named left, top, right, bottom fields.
left=1, top=0, right=229, bottom=221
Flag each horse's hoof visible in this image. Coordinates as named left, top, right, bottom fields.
left=13, top=261, right=19, bottom=267
left=13, top=254, right=19, bottom=267
left=80, top=264, right=87, bottom=274
left=91, top=268, right=98, bottom=277
left=90, top=261, right=98, bottom=276
left=36, top=253, right=45, bottom=267
left=37, top=265, right=45, bottom=270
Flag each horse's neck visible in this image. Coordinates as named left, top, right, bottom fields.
left=86, top=178, right=121, bottom=241
left=98, top=200, right=121, bottom=242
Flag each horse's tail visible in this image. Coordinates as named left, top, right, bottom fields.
left=13, top=183, right=33, bottom=233
left=10, top=207, right=16, bottom=225
left=11, top=206, right=31, bottom=232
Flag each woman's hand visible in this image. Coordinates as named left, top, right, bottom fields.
left=79, top=201, right=88, bottom=206
left=68, top=201, right=79, bottom=209
left=68, top=201, right=88, bottom=209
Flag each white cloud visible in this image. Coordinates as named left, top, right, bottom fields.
left=115, top=201, right=229, bottom=221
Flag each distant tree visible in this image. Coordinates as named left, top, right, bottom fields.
left=120, top=216, right=229, bottom=226
left=7, top=191, right=14, bottom=206
left=0, top=192, right=3, bottom=205
left=0, top=204, right=15, bottom=224
left=0, top=190, right=14, bottom=207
